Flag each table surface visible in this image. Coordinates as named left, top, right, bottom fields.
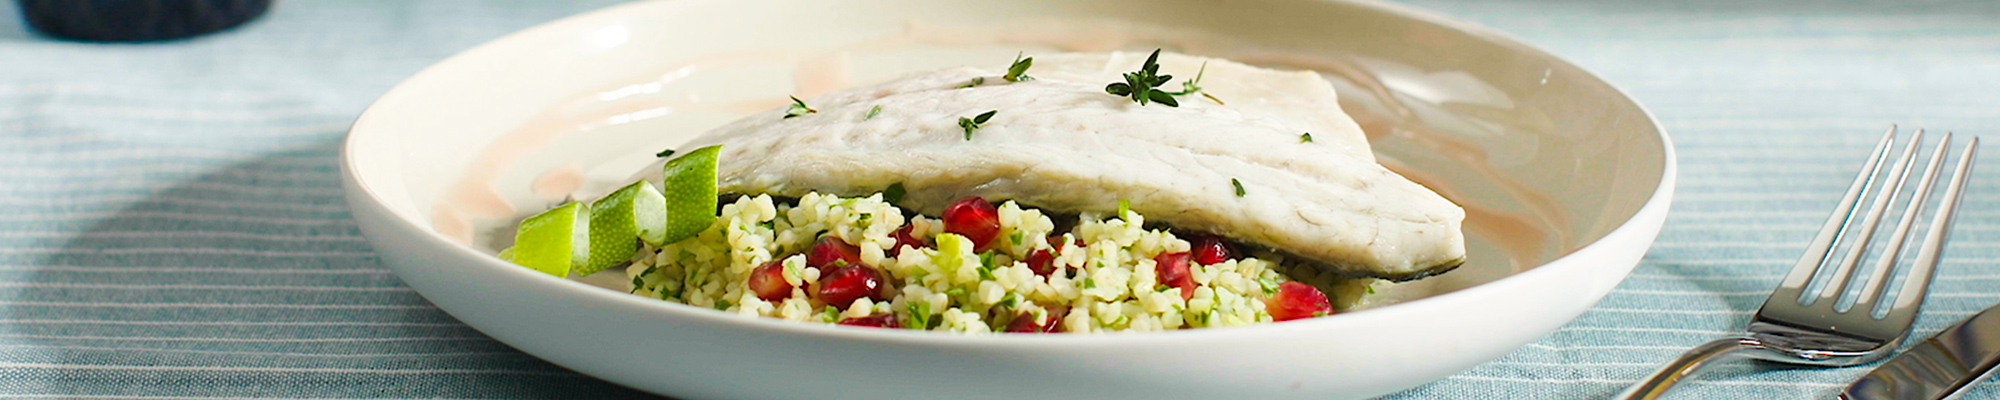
left=2, top=0, right=1997, bottom=398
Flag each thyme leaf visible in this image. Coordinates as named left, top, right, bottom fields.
left=1167, top=61, right=1224, bottom=104
left=1231, top=178, right=1246, bottom=197
left=958, top=110, right=997, bottom=140
left=1300, top=133, right=1314, bottom=143
left=784, top=96, right=817, bottom=119
left=864, top=105, right=883, bottom=120
left=655, top=148, right=676, bottom=158
left=1004, top=52, right=1035, bottom=82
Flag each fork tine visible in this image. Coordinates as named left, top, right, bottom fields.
left=1850, top=133, right=1952, bottom=311
left=1771, top=126, right=1899, bottom=302
left=1815, top=129, right=1926, bottom=304
left=1884, top=137, right=1977, bottom=321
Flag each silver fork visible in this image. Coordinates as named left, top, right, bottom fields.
left=1616, top=127, right=1979, bottom=400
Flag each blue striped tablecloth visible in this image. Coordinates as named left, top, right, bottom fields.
left=2, top=0, right=1996, bottom=398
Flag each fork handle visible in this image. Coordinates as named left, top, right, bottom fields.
left=1615, top=336, right=1766, bottom=400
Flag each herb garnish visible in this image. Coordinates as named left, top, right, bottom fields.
left=958, top=110, right=997, bottom=140
left=1104, top=49, right=1179, bottom=107
left=784, top=96, right=817, bottom=118
left=1231, top=178, right=1246, bottom=197
left=882, top=182, right=906, bottom=204
left=906, top=303, right=933, bottom=330
left=1167, top=61, right=1223, bottom=104
left=865, top=105, right=883, bottom=120
left=1004, top=52, right=1034, bottom=82
left=977, top=250, right=998, bottom=280
left=655, top=148, right=676, bottom=158
left=1300, top=133, right=1314, bottom=143
left=959, top=76, right=986, bottom=89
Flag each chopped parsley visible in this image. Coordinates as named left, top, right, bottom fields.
left=1103, top=49, right=1178, bottom=107
left=823, top=305, right=841, bottom=322
left=959, top=76, right=986, bottom=89
left=714, top=299, right=733, bottom=310
left=1117, top=199, right=1132, bottom=220
left=864, top=105, right=883, bottom=120
left=977, top=250, right=998, bottom=280
left=1231, top=178, right=1246, bottom=197
left=882, top=182, right=906, bottom=204
left=1300, top=133, right=1314, bottom=143
left=958, top=110, right=997, bottom=140
left=1004, top=52, right=1035, bottom=82
left=654, top=148, right=676, bottom=158
left=906, top=303, right=933, bottom=329
left=784, top=96, right=817, bottom=118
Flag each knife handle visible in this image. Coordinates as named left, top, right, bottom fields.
left=1841, top=305, right=2000, bottom=400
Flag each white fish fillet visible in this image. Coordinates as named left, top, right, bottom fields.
left=666, top=51, right=1465, bottom=280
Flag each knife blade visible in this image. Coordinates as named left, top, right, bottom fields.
left=1841, top=302, right=2000, bottom=400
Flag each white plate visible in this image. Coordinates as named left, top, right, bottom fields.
left=341, top=0, right=1674, bottom=398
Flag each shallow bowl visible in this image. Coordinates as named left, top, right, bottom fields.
left=341, top=0, right=1675, bottom=398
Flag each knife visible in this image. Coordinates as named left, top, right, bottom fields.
left=1841, top=302, right=2000, bottom=400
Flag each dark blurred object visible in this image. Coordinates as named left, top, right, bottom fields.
left=16, top=0, right=269, bottom=42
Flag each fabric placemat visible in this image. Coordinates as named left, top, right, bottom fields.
left=1, top=0, right=1995, bottom=398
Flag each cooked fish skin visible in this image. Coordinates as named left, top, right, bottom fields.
left=664, top=51, right=1466, bottom=280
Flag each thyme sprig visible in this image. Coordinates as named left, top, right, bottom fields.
left=959, top=76, right=986, bottom=89
left=1167, top=61, right=1223, bottom=104
left=1004, top=52, right=1034, bottom=82
left=1104, top=49, right=1179, bottom=107
left=784, top=96, right=817, bottom=118
left=958, top=110, right=997, bottom=140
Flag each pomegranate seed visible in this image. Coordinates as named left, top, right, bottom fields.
left=838, top=313, right=900, bottom=329
left=1188, top=234, right=1234, bottom=265
left=1267, top=282, right=1334, bottom=322
left=1154, top=252, right=1196, bottom=300
left=744, top=260, right=793, bottom=302
left=1025, top=249, right=1058, bottom=277
left=807, top=236, right=864, bottom=270
left=816, top=264, right=886, bottom=309
left=891, top=224, right=929, bottom=252
left=1003, top=308, right=1066, bottom=333
left=942, top=196, right=1001, bottom=252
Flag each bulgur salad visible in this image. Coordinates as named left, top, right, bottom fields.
left=498, top=50, right=1459, bottom=333
left=626, top=191, right=1353, bottom=333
